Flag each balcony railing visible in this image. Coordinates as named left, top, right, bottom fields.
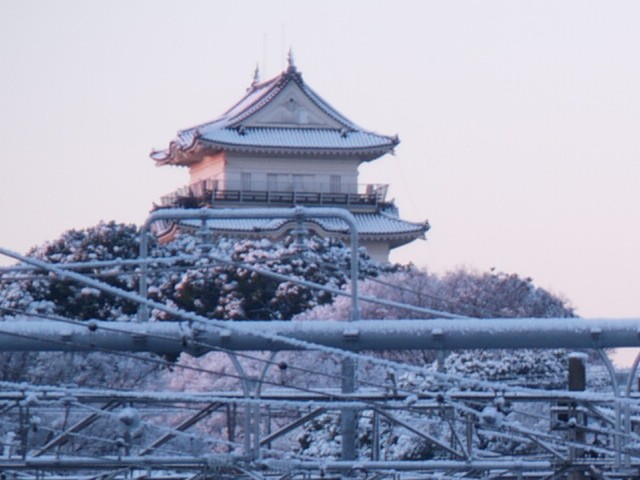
left=158, top=180, right=389, bottom=210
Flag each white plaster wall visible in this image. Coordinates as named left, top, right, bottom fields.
left=225, top=155, right=360, bottom=193
left=189, top=153, right=226, bottom=186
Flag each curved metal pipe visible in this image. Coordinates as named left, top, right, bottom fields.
left=138, top=207, right=361, bottom=322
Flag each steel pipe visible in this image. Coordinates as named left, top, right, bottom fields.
left=0, top=318, right=639, bottom=354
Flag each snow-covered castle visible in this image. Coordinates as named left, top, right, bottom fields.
left=151, top=57, right=428, bottom=262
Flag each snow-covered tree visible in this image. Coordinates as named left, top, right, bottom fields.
left=0, top=222, right=389, bottom=388
left=296, top=267, right=573, bottom=322
left=0, top=222, right=389, bottom=324
left=287, top=268, right=577, bottom=460
left=0, top=221, right=140, bottom=320
left=150, top=234, right=389, bottom=321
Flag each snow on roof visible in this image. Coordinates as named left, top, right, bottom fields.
left=195, top=128, right=397, bottom=153
left=176, top=211, right=429, bottom=239
left=151, top=64, right=399, bottom=162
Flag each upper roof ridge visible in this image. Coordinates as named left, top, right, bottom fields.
left=153, top=60, right=399, bottom=163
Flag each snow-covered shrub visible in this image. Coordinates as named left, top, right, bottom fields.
left=0, top=222, right=389, bottom=324
left=291, top=268, right=577, bottom=460
left=443, top=348, right=567, bottom=387
left=0, top=221, right=141, bottom=321
left=0, top=222, right=157, bottom=389
left=151, top=233, right=390, bottom=321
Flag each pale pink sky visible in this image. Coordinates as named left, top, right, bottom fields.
left=1, top=1, right=639, bottom=328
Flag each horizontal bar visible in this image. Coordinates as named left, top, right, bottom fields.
left=0, top=318, right=638, bottom=354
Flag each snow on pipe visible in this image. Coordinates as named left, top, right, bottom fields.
left=0, top=318, right=639, bottom=354
left=138, top=207, right=361, bottom=322
left=264, top=459, right=557, bottom=472
left=0, top=456, right=559, bottom=472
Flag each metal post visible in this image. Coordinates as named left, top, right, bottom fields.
left=138, top=229, right=149, bottom=322
left=341, top=356, right=357, bottom=461
left=227, top=353, right=253, bottom=459
left=466, top=413, right=473, bottom=458
left=372, top=411, right=380, bottom=461
left=568, top=352, right=586, bottom=480
left=595, top=349, right=623, bottom=470
left=340, top=224, right=360, bottom=462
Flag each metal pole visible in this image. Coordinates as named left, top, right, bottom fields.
left=226, top=353, right=253, bottom=459
left=341, top=212, right=359, bottom=461
left=568, top=352, right=586, bottom=480
left=3, top=318, right=640, bottom=354
left=596, top=349, right=623, bottom=470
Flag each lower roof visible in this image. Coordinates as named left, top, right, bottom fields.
left=155, top=211, right=429, bottom=250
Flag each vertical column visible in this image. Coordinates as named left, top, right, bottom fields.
left=341, top=219, right=360, bottom=463
left=568, top=352, right=587, bottom=480
left=341, top=357, right=357, bottom=461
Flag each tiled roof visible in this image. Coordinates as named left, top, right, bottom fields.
left=195, top=127, right=397, bottom=153
left=151, top=64, right=398, bottom=162
left=176, top=211, right=428, bottom=238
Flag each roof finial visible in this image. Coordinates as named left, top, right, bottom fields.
left=287, top=48, right=296, bottom=73
left=251, top=63, right=261, bottom=88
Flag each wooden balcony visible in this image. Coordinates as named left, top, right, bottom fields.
left=158, top=181, right=389, bottom=210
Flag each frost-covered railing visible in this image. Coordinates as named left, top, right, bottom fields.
left=1, top=318, right=640, bottom=354
left=5, top=243, right=640, bottom=478
left=157, top=180, right=389, bottom=209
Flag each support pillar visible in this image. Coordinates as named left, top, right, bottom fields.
left=568, top=352, right=587, bottom=480
left=341, top=357, right=356, bottom=461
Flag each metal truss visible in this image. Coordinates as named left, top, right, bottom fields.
left=0, top=381, right=638, bottom=479
left=1, top=207, right=639, bottom=480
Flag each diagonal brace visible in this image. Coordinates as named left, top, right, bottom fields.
left=373, top=407, right=465, bottom=460
left=31, top=400, right=121, bottom=457
left=139, top=402, right=223, bottom=456
left=259, top=407, right=325, bottom=447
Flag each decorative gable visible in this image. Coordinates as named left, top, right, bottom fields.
left=151, top=60, right=398, bottom=164
left=242, top=82, right=343, bottom=129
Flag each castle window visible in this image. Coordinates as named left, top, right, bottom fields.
left=330, top=175, right=341, bottom=193
left=241, top=172, right=252, bottom=191
left=267, top=173, right=278, bottom=191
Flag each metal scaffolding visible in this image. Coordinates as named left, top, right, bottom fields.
left=0, top=207, right=639, bottom=480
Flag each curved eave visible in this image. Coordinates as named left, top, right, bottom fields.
left=168, top=219, right=427, bottom=244
left=151, top=133, right=201, bottom=166
left=163, top=214, right=429, bottom=246
left=151, top=140, right=218, bottom=167
left=359, top=231, right=428, bottom=249
left=197, top=138, right=395, bottom=160
left=327, top=222, right=429, bottom=249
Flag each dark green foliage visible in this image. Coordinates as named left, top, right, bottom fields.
left=0, top=222, right=388, bottom=322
